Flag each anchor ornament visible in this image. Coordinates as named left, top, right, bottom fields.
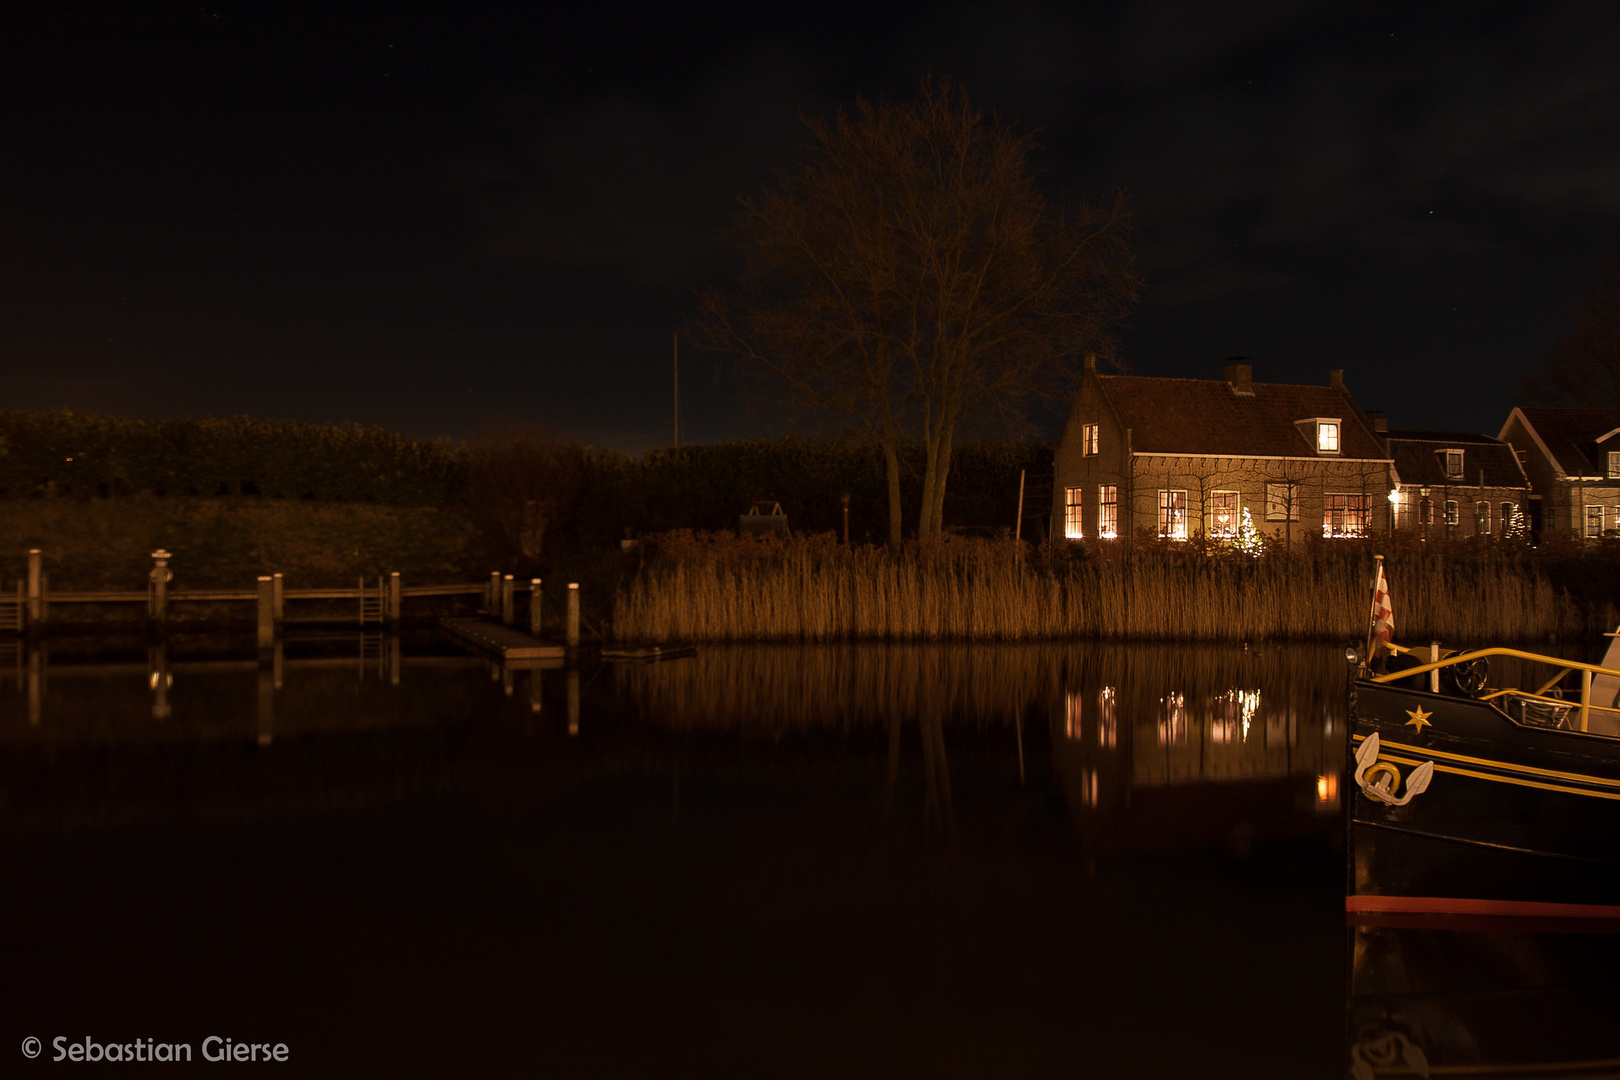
left=1354, top=733, right=1435, bottom=806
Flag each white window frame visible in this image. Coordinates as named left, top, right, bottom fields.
left=1265, top=482, right=1300, bottom=522
left=1209, top=490, right=1240, bottom=538
left=1064, top=486, right=1084, bottom=539
left=1082, top=423, right=1099, bottom=457
left=1474, top=500, right=1490, bottom=534
left=1443, top=449, right=1464, bottom=480
left=1609, top=451, right=1620, bottom=480
left=1316, top=421, right=1340, bottom=454
left=1159, top=489, right=1188, bottom=539
left=1444, top=499, right=1459, bottom=527
left=1587, top=504, right=1605, bottom=538
left=1500, top=502, right=1515, bottom=535
left=1098, top=485, right=1118, bottom=539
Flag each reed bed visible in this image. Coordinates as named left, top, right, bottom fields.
left=614, top=539, right=1603, bottom=643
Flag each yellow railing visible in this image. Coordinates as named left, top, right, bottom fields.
left=1366, top=645, right=1620, bottom=733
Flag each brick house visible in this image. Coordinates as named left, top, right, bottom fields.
left=1499, top=407, right=1620, bottom=538
left=1052, top=360, right=1393, bottom=544
left=1385, top=430, right=1531, bottom=539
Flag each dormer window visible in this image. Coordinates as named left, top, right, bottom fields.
left=1317, top=422, right=1340, bottom=453
left=1609, top=451, right=1620, bottom=479
left=1442, top=449, right=1464, bottom=480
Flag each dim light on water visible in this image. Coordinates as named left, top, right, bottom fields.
left=1316, top=772, right=1339, bottom=806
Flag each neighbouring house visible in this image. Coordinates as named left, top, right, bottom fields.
left=1499, top=407, right=1620, bottom=539
left=1385, top=430, right=1531, bottom=539
left=1052, top=359, right=1393, bottom=545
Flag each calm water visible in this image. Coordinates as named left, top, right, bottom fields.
left=0, top=635, right=1612, bottom=1076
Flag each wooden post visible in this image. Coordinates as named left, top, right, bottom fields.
left=257, top=658, right=274, bottom=747
left=388, top=572, right=401, bottom=628
left=257, top=576, right=275, bottom=648
left=1581, top=668, right=1593, bottom=733
left=150, top=549, right=171, bottom=624
left=26, top=549, right=42, bottom=623
left=501, top=574, right=515, bottom=626
left=487, top=572, right=501, bottom=615
left=1429, top=642, right=1440, bottom=694
left=566, top=582, right=580, bottom=649
left=529, top=578, right=542, bottom=637
left=272, top=573, right=285, bottom=625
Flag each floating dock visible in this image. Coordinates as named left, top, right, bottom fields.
left=600, top=642, right=696, bottom=662
left=440, top=617, right=565, bottom=662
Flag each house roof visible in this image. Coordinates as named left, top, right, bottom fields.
left=1096, top=375, right=1387, bottom=458
left=1385, top=430, right=1530, bottom=489
left=1508, top=407, right=1620, bottom=477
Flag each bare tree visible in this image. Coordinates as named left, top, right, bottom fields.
left=698, top=77, right=1138, bottom=547
left=1526, top=262, right=1620, bottom=406
left=464, top=425, right=586, bottom=568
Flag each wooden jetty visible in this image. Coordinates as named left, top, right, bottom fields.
left=440, top=617, right=565, bottom=663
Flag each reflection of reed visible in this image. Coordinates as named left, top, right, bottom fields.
left=615, top=555, right=1587, bottom=641
left=614, top=644, right=1060, bottom=731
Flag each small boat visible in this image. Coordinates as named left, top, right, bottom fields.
left=1346, top=562, right=1620, bottom=921
left=599, top=642, right=696, bottom=662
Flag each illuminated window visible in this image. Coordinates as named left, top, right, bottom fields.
left=1158, top=490, right=1187, bottom=539
left=1209, top=491, right=1239, bottom=538
left=1500, top=503, right=1515, bottom=535
left=1474, top=501, right=1490, bottom=534
left=1098, top=485, right=1118, bottom=538
left=1444, top=499, right=1459, bottom=527
left=1587, top=505, right=1604, bottom=538
left=1443, top=449, right=1464, bottom=479
left=1316, top=422, right=1340, bottom=453
left=1265, top=482, right=1300, bottom=522
left=1097, top=687, right=1116, bottom=748
left=1323, top=493, right=1368, bottom=537
left=1082, top=423, right=1099, bottom=456
left=1064, top=487, right=1084, bottom=539
left=1157, top=692, right=1187, bottom=745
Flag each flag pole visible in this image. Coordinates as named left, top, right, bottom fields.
left=1367, top=553, right=1385, bottom=661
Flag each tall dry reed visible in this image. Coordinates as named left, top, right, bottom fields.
left=614, top=538, right=1599, bottom=643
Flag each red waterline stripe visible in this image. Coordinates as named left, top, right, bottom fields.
left=1347, top=895, right=1620, bottom=919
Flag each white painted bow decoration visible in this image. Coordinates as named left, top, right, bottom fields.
left=1354, top=733, right=1435, bottom=806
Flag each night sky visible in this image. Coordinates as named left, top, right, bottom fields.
left=4, top=3, right=1619, bottom=449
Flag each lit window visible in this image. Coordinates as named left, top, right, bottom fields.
left=1444, top=499, right=1459, bottom=527
left=1157, top=692, right=1187, bottom=745
left=1500, top=503, right=1515, bottom=535
left=1317, top=422, right=1340, bottom=453
left=1064, top=487, right=1084, bottom=539
left=1082, top=423, right=1099, bottom=456
left=1609, top=452, right=1620, bottom=479
left=1475, top=501, right=1490, bottom=534
left=1444, top=450, right=1464, bottom=479
left=1210, top=491, right=1239, bottom=538
left=1065, top=691, right=1082, bottom=739
left=1097, top=687, right=1116, bottom=748
left=1098, top=485, right=1118, bottom=539
left=1265, top=482, right=1300, bottom=522
left=1158, top=490, right=1187, bottom=539
left=1587, top=505, right=1604, bottom=538
left=1323, top=494, right=1368, bottom=537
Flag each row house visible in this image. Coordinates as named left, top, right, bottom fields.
left=1052, top=360, right=1392, bottom=544
left=1385, top=429, right=1531, bottom=538
left=1499, top=407, right=1620, bottom=538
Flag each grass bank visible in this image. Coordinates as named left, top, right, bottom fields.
left=614, top=533, right=1611, bottom=643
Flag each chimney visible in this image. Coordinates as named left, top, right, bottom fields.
left=1223, top=360, right=1253, bottom=395
left=1083, top=353, right=1097, bottom=376
left=1329, top=369, right=1345, bottom=389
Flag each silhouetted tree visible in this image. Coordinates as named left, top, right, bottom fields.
left=698, top=77, right=1138, bottom=547
left=1527, top=262, right=1620, bottom=406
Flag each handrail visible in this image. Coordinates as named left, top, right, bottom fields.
left=1476, top=688, right=1620, bottom=716
left=1367, top=645, right=1620, bottom=733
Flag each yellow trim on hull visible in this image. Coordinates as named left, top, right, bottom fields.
left=1353, top=733, right=1620, bottom=790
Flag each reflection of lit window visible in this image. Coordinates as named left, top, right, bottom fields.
left=1084, top=769, right=1099, bottom=806
left=1316, top=773, right=1339, bottom=808
left=1098, top=686, right=1117, bottom=748
left=1064, top=487, right=1084, bottom=539
left=1210, top=491, right=1239, bottom=538
left=1266, top=710, right=1293, bottom=748
left=1158, top=692, right=1187, bottom=744
left=1211, top=688, right=1259, bottom=743
left=1098, top=485, right=1118, bottom=539
left=1065, top=691, right=1082, bottom=740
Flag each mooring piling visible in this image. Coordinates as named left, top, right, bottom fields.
left=257, top=576, right=275, bottom=648
left=388, top=572, right=401, bottom=628
left=566, top=582, right=580, bottom=649
left=272, top=573, right=285, bottom=625
left=529, top=578, right=542, bottom=637
left=26, top=549, right=42, bottom=624
left=149, top=549, right=171, bottom=624
left=501, top=574, right=515, bottom=626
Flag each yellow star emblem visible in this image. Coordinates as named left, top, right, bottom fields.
left=1405, top=707, right=1433, bottom=732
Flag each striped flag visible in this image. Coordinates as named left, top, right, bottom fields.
left=1369, top=562, right=1395, bottom=656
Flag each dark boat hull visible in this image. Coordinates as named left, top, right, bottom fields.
left=1348, top=679, right=1620, bottom=911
